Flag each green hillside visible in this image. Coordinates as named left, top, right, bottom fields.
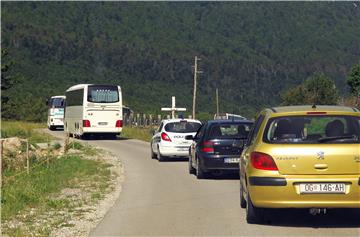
left=2, top=2, right=360, bottom=121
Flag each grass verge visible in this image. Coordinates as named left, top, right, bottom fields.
left=67, top=141, right=99, bottom=156
left=1, top=155, right=111, bottom=221
left=121, top=127, right=153, bottom=142
left=1, top=120, right=52, bottom=143
left=1, top=121, right=117, bottom=236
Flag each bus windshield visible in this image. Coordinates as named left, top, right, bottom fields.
left=87, top=85, right=119, bottom=103
left=49, top=98, right=65, bottom=108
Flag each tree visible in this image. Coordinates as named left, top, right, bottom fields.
left=304, top=73, right=339, bottom=105
left=281, top=86, right=306, bottom=106
left=1, top=49, right=22, bottom=118
left=1, top=49, right=14, bottom=104
left=282, top=73, right=339, bottom=105
left=347, top=62, right=360, bottom=97
left=344, top=62, right=360, bottom=109
left=2, top=2, right=360, bottom=120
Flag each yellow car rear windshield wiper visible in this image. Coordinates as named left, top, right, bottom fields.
left=318, top=135, right=359, bottom=143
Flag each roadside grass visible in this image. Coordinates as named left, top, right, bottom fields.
left=1, top=155, right=111, bottom=221
left=121, top=127, right=154, bottom=142
left=1, top=120, right=52, bottom=144
left=67, top=141, right=99, bottom=156
left=1, top=121, right=117, bottom=236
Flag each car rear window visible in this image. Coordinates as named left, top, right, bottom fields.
left=263, top=115, right=360, bottom=144
left=164, top=121, right=201, bottom=133
left=208, top=123, right=253, bottom=139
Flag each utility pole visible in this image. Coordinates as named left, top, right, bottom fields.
left=192, top=56, right=202, bottom=119
left=216, top=88, right=219, bottom=116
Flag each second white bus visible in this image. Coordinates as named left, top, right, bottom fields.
left=47, top=95, right=66, bottom=130
left=64, top=84, right=123, bottom=139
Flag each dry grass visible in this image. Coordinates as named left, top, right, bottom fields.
left=121, top=126, right=154, bottom=142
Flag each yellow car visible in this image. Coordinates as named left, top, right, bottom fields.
left=239, top=105, right=360, bottom=224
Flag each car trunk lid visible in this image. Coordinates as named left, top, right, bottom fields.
left=167, top=132, right=196, bottom=146
left=212, top=139, right=244, bottom=155
left=265, top=144, right=360, bottom=175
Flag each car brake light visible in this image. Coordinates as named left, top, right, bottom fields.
left=161, top=132, right=172, bottom=142
left=307, top=112, right=327, bottom=115
left=201, top=141, right=214, bottom=153
left=250, top=152, right=278, bottom=171
left=83, top=120, right=91, bottom=128
left=116, top=120, right=123, bottom=128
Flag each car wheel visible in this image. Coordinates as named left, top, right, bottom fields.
left=150, top=143, right=157, bottom=159
left=49, top=125, right=55, bottom=131
left=240, top=181, right=246, bottom=208
left=188, top=155, right=195, bottom=175
left=246, top=192, right=264, bottom=224
left=196, top=157, right=207, bottom=179
left=157, top=146, right=165, bottom=162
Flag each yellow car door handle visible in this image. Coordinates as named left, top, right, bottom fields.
left=314, top=164, right=328, bottom=169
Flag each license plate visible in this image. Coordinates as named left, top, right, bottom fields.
left=299, top=183, right=346, bottom=194
left=98, top=122, right=108, bottom=126
left=224, top=158, right=240, bottom=163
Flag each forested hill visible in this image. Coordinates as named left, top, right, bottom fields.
left=2, top=2, right=360, bottom=121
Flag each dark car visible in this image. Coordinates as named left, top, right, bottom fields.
left=186, top=120, right=253, bottom=179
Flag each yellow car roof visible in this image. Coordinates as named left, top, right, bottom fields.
left=265, top=105, right=359, bottom=116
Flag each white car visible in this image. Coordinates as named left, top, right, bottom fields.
left=151, top=119, right=202, bottom=161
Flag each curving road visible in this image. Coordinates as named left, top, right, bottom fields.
left=47, top=130, right=360, bottom=236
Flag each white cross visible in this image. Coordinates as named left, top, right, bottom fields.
left=161, top=96, right=186, bottom=119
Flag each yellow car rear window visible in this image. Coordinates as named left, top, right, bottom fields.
left=263, top=115, right=360, bottom=144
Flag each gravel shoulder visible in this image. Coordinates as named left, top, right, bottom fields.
left=50, top=150, right=125, bottom=237
left=45, top=130, right=126, bottom=237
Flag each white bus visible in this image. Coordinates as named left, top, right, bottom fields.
left=64, top=84, right=123, bottom=139
left=47, top=95, right=66, bottom=130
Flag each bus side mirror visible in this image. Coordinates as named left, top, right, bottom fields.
left=45, top=99, right=48, bottom=106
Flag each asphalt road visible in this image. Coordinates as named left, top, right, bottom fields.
left=46, top=130, right=360, bottom=236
